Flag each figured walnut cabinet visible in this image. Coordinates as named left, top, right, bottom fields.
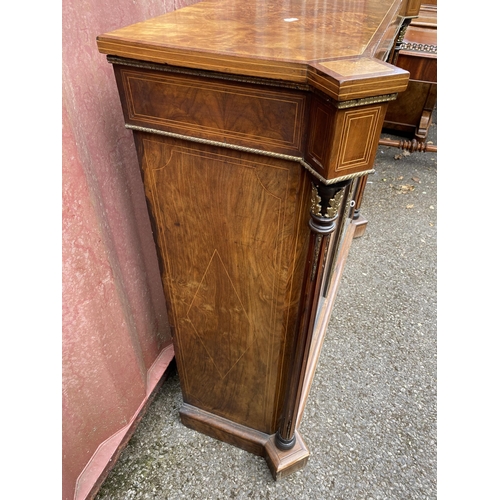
left=97, top=0, right=413, bottom=479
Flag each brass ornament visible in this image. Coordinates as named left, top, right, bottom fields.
left=311, top=185, right=322, bottom=216
left=326, top=189, right=345, bottom=218
left=126, top=124, right=374, bottom=185
left=335, top=93, right=397, bottom=109
left=310, top=184, right=346, bottom=219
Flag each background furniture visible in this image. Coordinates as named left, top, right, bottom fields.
left=353, top=1, right=436, bottom=237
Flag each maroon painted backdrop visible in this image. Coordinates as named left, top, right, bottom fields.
left=62, top=1, right=199, bottom=499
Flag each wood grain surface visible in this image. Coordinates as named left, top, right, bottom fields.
left=98, top=0, right=411, bottom=101
left=114, top=65, right=307, bottom=155
left=135, top=133, right=311, bottom=434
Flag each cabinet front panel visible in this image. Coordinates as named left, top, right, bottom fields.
left=117, top=66, right=307, bottom=156
left=397, top=53, right=436, bottom=84
left=136, top=133, right=310, bottom=433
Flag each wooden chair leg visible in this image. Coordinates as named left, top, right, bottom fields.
left=378, top=138, right=437, bottom=153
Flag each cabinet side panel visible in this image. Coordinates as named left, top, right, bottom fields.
left=136, top=134, right=309, bottom=434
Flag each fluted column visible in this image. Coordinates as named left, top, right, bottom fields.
left=275, top=178, right=352, bottom=450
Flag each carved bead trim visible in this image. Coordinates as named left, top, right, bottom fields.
left=125, top=124, right=375, bottom=185
left=396, top=23, right=410, bottom=45
left=335, top=94, right=398, bottom=109
left=107, top=55, right=309, bottom=91
left=399, top=42, right=437, bottom=54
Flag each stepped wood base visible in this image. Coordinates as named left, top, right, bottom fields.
left=353, top=215, right=368, bottom=239
left=180, top=403, right=309, bottom=480
left=265, top=432, right=309, bottom=480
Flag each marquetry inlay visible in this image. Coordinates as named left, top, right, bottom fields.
left=139, top=135, right=312, bottom=434
left=333, top=106, right=382, bottom=172
left=186, top=249, right=253, bottom=380
left=120, top=68, right=306, bottom=154
left=321, top=58, right=394, bottom=77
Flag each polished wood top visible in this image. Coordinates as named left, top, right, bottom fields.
left=98, top=0, right=410, bottom=101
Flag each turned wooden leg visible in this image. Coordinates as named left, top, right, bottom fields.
left=415, top=84, right=437, bottom=142
left=352, top=174, right=369, bottom=239
left=378, top=138, right=437, bottom=153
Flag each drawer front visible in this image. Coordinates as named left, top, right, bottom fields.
left=397, top=53, right=436, bottom=84
left=114, top=65, right=307, bottom=156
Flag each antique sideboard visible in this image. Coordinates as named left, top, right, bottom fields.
left=97, top=0, right=418, bottom=479
left=383, top=1, right=437, bottom=141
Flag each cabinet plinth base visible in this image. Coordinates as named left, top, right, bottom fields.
left=353, top=215, right=368, bottom=239
left=179, top=403, right=309, bottom=479
left=265, top=432, right=309, bottom=480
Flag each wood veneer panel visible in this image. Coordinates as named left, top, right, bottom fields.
left=97, top=0, right=411, bottom=101
left=397, top=52, right=436, bottom=83
left=331, top=105, right=386, bottom=173
left=306, top=95, right=388, bottom=179
left=404, top=0, right=423, bottom=17
left=115, top=66, right=307, bottom=155
left=135, top=133, right=311, bottom=434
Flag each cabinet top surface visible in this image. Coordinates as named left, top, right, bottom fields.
left=97, top=0, right=410, bottom=99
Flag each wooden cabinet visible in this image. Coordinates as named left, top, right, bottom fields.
left=97, top=0, right=414, bottom=479
left=384, top=3, right=437, bottom=140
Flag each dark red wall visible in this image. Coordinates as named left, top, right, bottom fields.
left=62, top=1, right=199, bottom=499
